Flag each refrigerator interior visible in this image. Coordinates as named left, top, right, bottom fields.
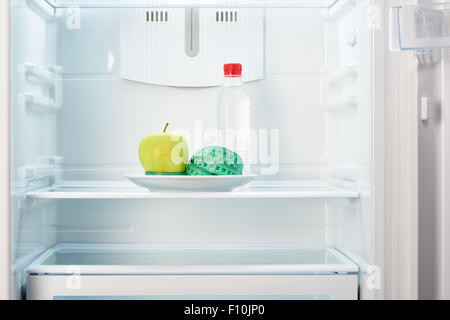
left=9, top=0, right=374, bottom=299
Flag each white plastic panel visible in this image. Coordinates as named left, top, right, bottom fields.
left=27, top=274, right=358, bottom=300
left=120, top=8, right=263, bottom=87
left=265, top=8, right=326, bottom=74
left=43, top=198, right=334, bottom=246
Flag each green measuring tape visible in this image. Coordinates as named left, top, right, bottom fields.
left=186, top=146, right=243, bottom=176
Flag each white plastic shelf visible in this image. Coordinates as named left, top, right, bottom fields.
left=391, top=3, right=450, bottom=51
left=26, top=180, right=359, bottom=199
left=43, top=0, right=340, bottom=9
left=26, top=244, right=358, bottom=275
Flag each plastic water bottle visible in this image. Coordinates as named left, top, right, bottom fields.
left=217, top=63, right=251, bottom=174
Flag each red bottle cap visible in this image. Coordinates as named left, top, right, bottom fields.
left=224, top=63, right=242, bottom=77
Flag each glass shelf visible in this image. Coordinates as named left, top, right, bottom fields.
left=26, top=180, right=360, bottom=199
left=43, top=0, right=340, bottom=9
left=391, top=2, right=450, bottom=51
left=26, top=244, right=359, bottom=275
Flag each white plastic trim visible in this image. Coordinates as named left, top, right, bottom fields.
left=389, top=6, right=401, bottom=51
left=26, top=180, right=360, bottom=199
left=438, top=39, right=450, bottom=300
left=26, top=245, right=358, bottom=275
left=0, top=0, right=9, bottom=300
left=327, top=0, right=356, bottom=21
left=26, top=0, right=55, bottom=19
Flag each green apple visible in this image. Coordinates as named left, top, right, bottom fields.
left=139, top=123, right=189, bottom=174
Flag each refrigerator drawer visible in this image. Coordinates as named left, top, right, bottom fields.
left=27, top=275, right=358, bottom=300
left=25, top=244, right=358, bottom=300
left=27, top=274, right=358, bottom=300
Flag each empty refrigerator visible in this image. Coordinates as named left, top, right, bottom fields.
left=3, top=0, right=445, bottom=300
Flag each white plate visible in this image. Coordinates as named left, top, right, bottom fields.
left=125, top=174, right=257, bottom=192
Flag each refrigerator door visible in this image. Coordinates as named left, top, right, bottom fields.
left=389, top=0, right=450, bottom=300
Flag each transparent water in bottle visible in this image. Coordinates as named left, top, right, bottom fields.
left=217, top=64, right=251, bottom=174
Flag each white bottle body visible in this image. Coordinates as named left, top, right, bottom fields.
left=217, top=76, right=251, bottom=174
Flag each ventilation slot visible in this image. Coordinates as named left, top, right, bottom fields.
left=146, top=10, right=168, bottom=22
left=121, top=8, right=264, bottom=87
left=216, top=11, right=238, bottom=22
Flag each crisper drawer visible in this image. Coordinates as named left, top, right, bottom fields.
left=26, top=244, right=359, bottom=300
left=27, top=275, right=358, bottom=300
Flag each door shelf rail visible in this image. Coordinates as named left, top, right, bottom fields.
left=17, top=63, right=63, bottom=111
left=18, top=63, right=56, bottom=86
left=18, top=93, right=57, bottom=111
left=26, top=180, right=360, bottom=199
